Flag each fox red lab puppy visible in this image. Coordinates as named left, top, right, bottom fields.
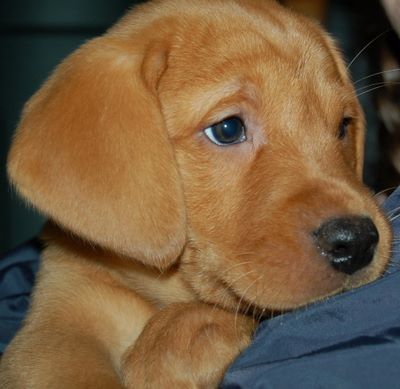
left=0, top=0, right=392, bottom=387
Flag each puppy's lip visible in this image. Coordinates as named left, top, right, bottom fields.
left=215, top=272, right=346, bottom=313
left=222, top=282, right=346, bottom=317
left=216, top=255, right=388, bottom=312
left=342, top=263, right=387, bottom=290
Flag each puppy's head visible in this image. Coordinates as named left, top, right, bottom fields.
left=8, top=0, right=392, bottom=312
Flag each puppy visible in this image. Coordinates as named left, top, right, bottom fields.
left=0, top=0, right=392, bottom=387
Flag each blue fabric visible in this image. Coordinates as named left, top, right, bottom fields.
left=0, top=239, right=41, bottom=354
left=221, top=187, right=400, bottom=389
left=1, top=189, right=400, bottom=389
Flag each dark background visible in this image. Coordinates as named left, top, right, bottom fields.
left=0, top=0, right=389, bottom=254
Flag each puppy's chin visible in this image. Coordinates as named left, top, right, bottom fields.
left=181, top=243, right=390, bottom=314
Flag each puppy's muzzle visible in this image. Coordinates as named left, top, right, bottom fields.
left=313, top=216, right=379, bottom=275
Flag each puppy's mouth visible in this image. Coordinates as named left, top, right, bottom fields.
left=214, top=272, right=343, bottom=316
left=185, top=206, right=391, bottom=315
left=214, top=264, right=378, bottom=319
left=192, top=239, right=388, bottom=316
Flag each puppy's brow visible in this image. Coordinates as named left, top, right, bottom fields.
left=193, top=81, right=243, bottom=112
left=167, top=80, right=259, bottom=142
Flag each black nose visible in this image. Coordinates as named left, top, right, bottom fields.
left=313, top=216, right=379, bottom=275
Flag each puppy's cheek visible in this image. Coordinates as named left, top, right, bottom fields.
left=183, top=216, right=391, bottom=311
left=182, top=240, right=346, bottom=310
left=229, top=251, right=347, bottom=309
left=184, top=207, right=391, bottom=311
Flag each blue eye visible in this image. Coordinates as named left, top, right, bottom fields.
left=204, top=117, right=246, bottom=146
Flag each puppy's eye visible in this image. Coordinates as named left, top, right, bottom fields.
left=204, top=117, right=246, bottom=146
left=338, top=117, right=352, bottom=140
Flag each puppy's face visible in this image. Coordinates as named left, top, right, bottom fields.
left=8, top=0, right=392, bottom=313
left=155, top=2, right=392, bottom=311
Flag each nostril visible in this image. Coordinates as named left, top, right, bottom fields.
left=313, top=216, right=379, bottom=275
left=332, top=243, right=350, bottom=256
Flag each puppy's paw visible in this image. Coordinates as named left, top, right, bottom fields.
left=121, top=303, right=255, bottom=389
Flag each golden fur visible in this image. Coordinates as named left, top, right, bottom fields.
left=0, top=0, right=392, bottom=387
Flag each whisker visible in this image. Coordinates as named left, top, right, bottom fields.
left=254, top=284, right=269, bottom=324
left=347, top=29, right=391, bottom=69
left=210, top=292, right=232, bottom=316
left=210, top=269, right=257, bottom=315
left=384, top=260, right=400, bottom=275
left=219, top=261, right=252, bottom=278
left=234, top=275, right=262, bottom=338
left=354, top=68, right=400, bottom=85
left=228, top=270, right=258, bottom=289
left=357, top=84, right=398, bottom=98
left=355, top=81, right=400, bottom=93
left=236, top=250, right=260, bottom=256
left=389, top=212, right=400, bottom=222
left=243, top=299, right=253, bottom=317
left=374, top=186, right=397, bottom=198
left=387, top=205, right=400, bottom=218
left=256, top=307, right=267, bottom=323
left=252, top=303, right=259, bottom=328
left=343, top=81, right=396, bottom=100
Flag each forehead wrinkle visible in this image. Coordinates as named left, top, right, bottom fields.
left=191, top=81, right=243, bottom=117
left=166, top=80, right=259, bottom=141
left=164, top=6, right=303, bottom=72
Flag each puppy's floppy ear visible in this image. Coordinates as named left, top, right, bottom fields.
left=7, top=35, right=185, bottom=269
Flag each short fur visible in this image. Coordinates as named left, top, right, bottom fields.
left=0, top=0, right=392, bottom=387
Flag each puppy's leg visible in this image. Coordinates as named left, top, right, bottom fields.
left=0, top=327, right=125, bottom=389
left=0, top=256, right=156, bottom=388
left=122, top=303, right=255, bottom=389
